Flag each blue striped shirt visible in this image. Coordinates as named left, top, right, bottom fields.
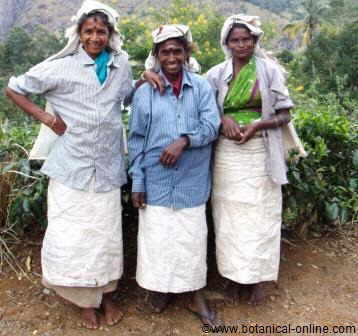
left=8, top=47, right=133, bottom=192
left=128, top=69, right=220, bottom=209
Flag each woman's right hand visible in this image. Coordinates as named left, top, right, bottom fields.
left=143, top=70, right=165, bottom=94
left=221, top=116, right=243, bottom=140
left=47, top=114, right=67, bottom=135
left=132, top=192, right=146, bottom=209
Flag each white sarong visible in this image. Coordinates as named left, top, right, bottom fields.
left=136, top=205, right=207, bottom=293
left=42, top=179, right=123, bottom=289
left=212, top=136, right=282, bottom=284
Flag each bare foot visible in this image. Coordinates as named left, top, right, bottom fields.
left=188, top=291, right=220, bottom=327
left=102, top=293, right=123, bottom=326
left=81, top=308, right=99, bottom=329
left=248, top=283, right=265, bottom=305
left=225, top=280, right=240, bottom=304
left=147, top=291, right=172, bottom=313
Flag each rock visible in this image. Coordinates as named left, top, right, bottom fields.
left=43, top=289, right=51, bottom=295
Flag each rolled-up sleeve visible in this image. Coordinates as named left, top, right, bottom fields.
left=128, top=86, right=150, bottom=193
left=270, top=65, right=294, bottom=111
left=8, top=60, right=58, bottom=96
left=184, top=80, right=220, bottom=148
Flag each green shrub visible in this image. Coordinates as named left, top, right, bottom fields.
left=283, top=91, right=358, bottom=235
left=0, top=120, right=47, bottom=233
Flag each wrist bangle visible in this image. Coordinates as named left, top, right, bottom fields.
left=140, top=71, right=146, bottom=81
left=273, top=116, right=280, bottom=128
left=50, top=116, right=57, bottom=128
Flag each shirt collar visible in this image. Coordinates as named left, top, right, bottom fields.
left=158, top=68, right=193, bottom=89
left=77, top=46, right=119, bottom=67
left=222, top=58, right=234, bottom=83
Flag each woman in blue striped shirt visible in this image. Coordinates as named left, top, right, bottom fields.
left=128, top=24, right=220, bottom=326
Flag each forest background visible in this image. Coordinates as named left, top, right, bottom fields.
left=0, top=0, right=357, bottom=273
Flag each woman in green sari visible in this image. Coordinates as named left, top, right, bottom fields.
left=206, top=15, right=298, bottom=305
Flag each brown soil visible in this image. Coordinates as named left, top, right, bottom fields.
left=1, top=229, right=357, bottom=336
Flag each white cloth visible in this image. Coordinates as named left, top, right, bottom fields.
left=220, top=14, right=263, bottom=59
left=48, top=0, right=123, bottom=62
left=42, top=279, right=117, bottom=308
left=144, top=24, right=201, bottom=73
left=42, top=179, right=123, bottom=287
left=212, top=137, right=282, bottom=284
left=136, top=205, right=207, bottom=293
left=29, top=0, right=126, bottom=160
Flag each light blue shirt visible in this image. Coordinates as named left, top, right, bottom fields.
left=8, top=47, right=133, bottom=192
left=128, top=69, right=220, bottom=209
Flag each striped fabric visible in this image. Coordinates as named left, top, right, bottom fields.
left=128, top=69, right=220, bottom=209
left=8, top=47, right=133, bottom=192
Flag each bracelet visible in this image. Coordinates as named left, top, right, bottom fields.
left=140, top=71, right=146, bottom=81
left=273, top=116, right=280, bottom=128
left=50, top=116, right=57, bottom=128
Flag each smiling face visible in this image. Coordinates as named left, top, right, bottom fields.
left=226, top=26, right=256, bottom=62
left=79, top=16, right=110, bottom=59
left=157, top=39, right=188, bottom=79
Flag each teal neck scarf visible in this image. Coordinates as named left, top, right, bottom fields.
left=95, top=50, right=110, bottom=85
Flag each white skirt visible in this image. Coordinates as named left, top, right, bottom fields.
left=212, top=136, right=282, bottom=284
left=42, top=179, right=123, bottom=288
left=136, top=205, right=207, bottom=293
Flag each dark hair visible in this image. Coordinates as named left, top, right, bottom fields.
left=225, top=23, right=258, bottom=45
left=77, top=11, right=114, bottom=37
left=153, top=37, right=193, bottom=57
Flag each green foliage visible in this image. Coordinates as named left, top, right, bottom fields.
left=0, top=120, right=48, bottom=233
left=283, top=89, right=358, bottom=235
left=299, top=22, right=358, bottom=99
left=0, top=27, right=65, bottom=121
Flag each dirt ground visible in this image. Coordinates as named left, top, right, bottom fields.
left=1, top=227, right=357, bottom=336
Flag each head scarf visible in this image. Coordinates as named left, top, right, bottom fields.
left=220, top=14, right=264, bottom=59
left=144, top=24, right=201, bottom=73
left=47, top=0, right=124, bottom=62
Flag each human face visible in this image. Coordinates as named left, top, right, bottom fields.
left=227, top=27, right=256, bottom=61
left=79, top=17, right=110, bottom=59
left=157, top=39, right=187, bottom=79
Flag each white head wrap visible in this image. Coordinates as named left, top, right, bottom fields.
left=220, top=14, right=265, bottom=59
left=144, top=24, right=201, bottom=73
left=47, top=0, right=123, bottom=62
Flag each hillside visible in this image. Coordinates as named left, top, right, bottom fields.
left=0, top=0, right=290, bottom=40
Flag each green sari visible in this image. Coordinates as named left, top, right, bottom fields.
left=223, top=58, right=262, bottom=125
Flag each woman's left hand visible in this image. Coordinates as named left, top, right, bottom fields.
left=160, top=136, right=189, bottom=167
left=237, top=123, right=259, bottom=144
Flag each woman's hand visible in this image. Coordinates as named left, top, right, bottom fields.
left=47, top=114, right=67, bottom=135
left=143, top=70, right=165, bottom=94
left=160, top=136, right=189, bottom=167
left=221, top=116, right=243, bottom=140
left=132, top=192, right=146, bottom=209
left=237, top=123, right=259, bottom=144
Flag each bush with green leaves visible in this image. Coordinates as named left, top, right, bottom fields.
left=0, top=120, right=47, bottom=233
left=283, top=89, right=358, bottom=236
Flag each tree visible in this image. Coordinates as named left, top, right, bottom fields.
left=283, top=0, right=330, bottom=47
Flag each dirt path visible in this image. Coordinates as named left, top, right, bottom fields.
left=1, top=230, right=357, bottom=336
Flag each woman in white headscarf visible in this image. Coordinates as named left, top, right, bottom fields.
left=129, top=24, right=220, bottom=326
left=6, top=0, right=132, bottom=329
left=144, top=15, right=305, bottom=305
left=205, top=15, right=306, bottom=304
